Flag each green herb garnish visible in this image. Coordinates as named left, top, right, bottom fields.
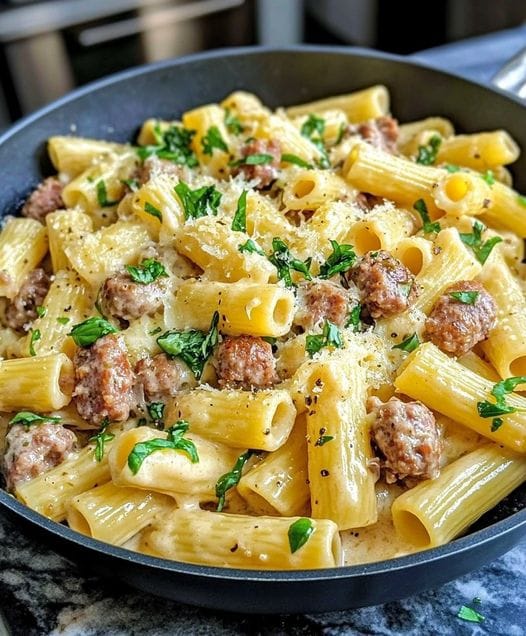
left=157, top=311, right=219, bottom=379
left=393, top=333, right=420, bottom=352
left=238, top=239, right=265, bottom=256
left=89, top=418, right=114, bottom=462
left=459, top=220, right=502, bottom=265
left=281, top=153, right=313, bottom=169
left=96, top=180, right=120, bottom=207
left=69, top=316, right=119, bottom=347
left=126, top=258, right=168, bottom=285
left=57, top=317, right=70, bottom=325
left=346, top=303, right=363, bottom=332
left=224, top=109, right=243, bottom=135
left=231, top=190, right=247, bottom=232
left=9, top=411, right=61, bottom=430
left=174, top=181, right=222, bottom=220
left=288, top=517, right=315, bottom=554
left=449, top=291, right=479, bottom=304
left=144, top=201, right=163, bottom=222
left=36, top=306, right=47, bottom=318
left=481, top=170, right=495, bottom=186
left=137, top=123, right=198, bottom=167
left=415, top=134, right=442, bottom=165
left=202, top=126, right=228, bottom=156
left=127, top=420, right=198, bottom=475
left=300, top=114, right=330, bottom=168
left=477, top=375, right=526, bottom=431
left=29, top=328, right=41, bottom=356
left=121, top=178, right=140, bottom=192
left=457, top=605, right=485, bottom=623
left=413, top=199, right=441, bottom=234
left=215, top=449, right=254, bottom=512
left=268, top=237, right=312, bottom=287
left=518, top=194, right=526, bottom=206
left=315, top=435, right=334, bottom=447
left=445, top=164, right=460, bottom=173
left=147, top=402, right=165, bottom=424
left=306, top=320, right=344, bottom=357
left=319, top=240, right=356, bottom=279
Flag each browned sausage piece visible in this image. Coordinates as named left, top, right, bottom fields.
left=5, top=268, right=50, bottom=332
left=99, top=271, right=166, bottom=323
left=294, top=280, right=349, bottom=331
left=73, top=334, right=135, bottom=425
left=351, top=250, right=417, bottom=319
left=135, top=353, right=197, bottom=402
left=234, top=139, right=281, bottom=188
left=424, top=280, right=497, bottom=357
left=216, top=335, right=278, bottom=390
left=348, top=116, right=399, bottom=154
left=3, top=423, right=76, bottom=491
left=369, top=397, right=441, bottom=484
left=21, top=176, right=64, bottom=222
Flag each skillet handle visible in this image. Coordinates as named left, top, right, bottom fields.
left=491, top=47, right=526, bottom=99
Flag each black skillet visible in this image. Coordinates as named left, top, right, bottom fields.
left=0, top=46, right=525, bottom=614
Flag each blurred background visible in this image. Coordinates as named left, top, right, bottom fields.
left=1, top=0, right=525, bottom=126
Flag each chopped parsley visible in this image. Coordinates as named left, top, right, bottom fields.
left=346, top=303, right=363, bottom=332
left=231, top=190, right=247, bottom=232
left=238, top=239, right=265, bottom=256
left=89, top=419, right=115, bottom=462
left=174, top=181, right=222, bottom=220
left=393, top=333, right=420, bottom=352
left=415, top=134, right=442, bottom=165
left=57, top=316, right=70, bottom=325
left=96, top=180, right=120, bottom=207
left=147, top=402, right=165, bottom=426
left=445, top=164, right=460, bottom=173
left=9, top=411, right=61, bottom=430
left=481, top=170, right=495, bottom=186
left=215, top=449, right=254, bottom=512
left=126, top=258, right=168, bottom=285
left=319, top=240, right=356, bottom=279
left=457, top=605, right=485, bottom=623
left=315, top=434, right=334, bottom=447
left=127, top=420, right=198, bottom=475
left=300, top=114, right=330, bottom=168
left=449, top=291, right=479, bottom=304
left=69, top=316, right=119, bottom=347
left=306, top=320, right=344, bottom=357
left=288, top=517, right=314, bottom=553
left=477, top=375, right=526, bottom=431
left=144, top=201, right=163, bottom=222
left=137, top=123, right=198, bottom=167
left=121, top=178, right=140, bottom=192
left=29, top=328, right=41, bottom=356
left=243, top=153, right=273, bottom=165
left=157, top=311, right=219, bottom=379
left=224, top=109, right=243, bottom=135
left=459, top=220, right=502, bottom=265
left=413, top=199, right=441, bottom=234
left=281, top=153, right=313, bottom=169
left=201, top=126, right=228, bottom=155
left=268, top=237, right=312, bottom=287
left=36, top=306, right=47, bottom=318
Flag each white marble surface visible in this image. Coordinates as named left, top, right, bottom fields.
left=0, top=513, right=525, bottom=636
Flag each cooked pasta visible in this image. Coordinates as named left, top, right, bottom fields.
left=1, top=86, right=525, bottom=573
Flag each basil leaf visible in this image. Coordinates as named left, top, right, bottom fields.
left=157, top=311, right=219, bottom=379
left=144, top=201, right=163, bottom=221
left=36, top=305, right=47, bottom=318
left=29, top=328, right=41, bottom=356
left=215, top=449, right=254, bottom=512
left=231, top=190, right=247, bottom=232
left=126, top=258, right=168, bottom=285
left=69, top=316, right=119, bottom=347
left=477, top=375, right=526, bottom=431
left=477, top=401, right=515, bottom=419
left=300, top=114, right=330, bottom=168
left=89, top=429, right=115, bottom=462
left=491, top=417, right=504, bottom=432
left=288, top=517, right=314, bottom=554
left=306, top=320, right=344, bottom=357
left=281, top=154, right=313, bottom=169
left=96, top=180, right=120, bottom=207
left=457, top=605, right=485, bottom=623
left=9, top=411, right=61, bottom=430
left=127, top=420, right=199, bottom=474
left=393, top=333, right=420, bottom=352
left=202, top=126, right=228, bottom=155
left=346, top=303, right=363, bottom=332
left=147, top=402, right=165, bottom=423
left=174, top=181, right=222, bottom=220
left=137, top=123, right=198, bottom=167
left=57, top=316, right=70, bottom=325
left=238, top=239, right=265, bottom=256
left=413, top=199, right=441, bottom=234
left=224, top=109, right=243, bottom=135
left=243, top=153, right=273, bottom=165
left=121, top=178, right=140, bottom=192
left=269, top=237, right=312, bottom=287
left=319, top=240, right=356, bottom=279
left=459, top=220, right=502, bottom=264
left=415, top=134, right=442, bottom=165
left=449, top=291, right=479, bottom=304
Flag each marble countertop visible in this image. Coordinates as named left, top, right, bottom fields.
left=2, top=28, right=526, bottom=636
left=0, top=512, right=524, bottom=635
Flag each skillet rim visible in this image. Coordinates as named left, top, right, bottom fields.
left=0, top=44, right=525, bottom=583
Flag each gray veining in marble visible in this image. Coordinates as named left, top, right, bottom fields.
left=0, top=513, right=524, bottom=636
